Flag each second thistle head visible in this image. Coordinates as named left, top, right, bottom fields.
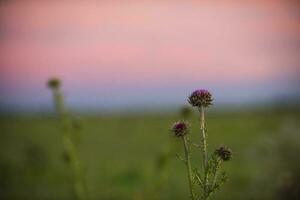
left=47, top=78, right=61, bottom=89
left=188, top=89, right=213, bottom=108
left=215, top=145, right=232, bottom=161
left=171, top=121, right=189, bottom=137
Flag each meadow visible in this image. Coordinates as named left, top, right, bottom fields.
left=0, top=108, right=299, bottom=200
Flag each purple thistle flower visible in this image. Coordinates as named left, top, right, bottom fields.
left=171, top=121, right=189, bottom=137
left=188, top=89, right=213, bottom=108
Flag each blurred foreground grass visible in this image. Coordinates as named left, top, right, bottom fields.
left=0, top=109, right=299, bottom=200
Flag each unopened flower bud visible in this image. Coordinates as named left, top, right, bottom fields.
left=47, top=78, right=61, bottom=89
left=180, top=105, right=192, bottom=119
left=215, top=145, right=232, bottom=161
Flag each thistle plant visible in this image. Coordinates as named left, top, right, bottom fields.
left=171, top=121, right=195, bottom=200
left=47, top=78, right=87, bottom=200
left=171, top=89, right=232, bottom=200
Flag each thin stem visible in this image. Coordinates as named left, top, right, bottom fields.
left=199, top=106, right=208, bottom=199
left=52, top=89, right=87, bottom=200
left=182, top=135, right=195, bottom=200
left=194, top=172, right=204, bottom=187
left=211, top=160, right=221, bottom=188
left=52, top=89, right=65, bottom=116
left=206, top=159, right=222, bottom=199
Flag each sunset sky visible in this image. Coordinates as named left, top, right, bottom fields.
left=0, top=1, right=299, bottom=112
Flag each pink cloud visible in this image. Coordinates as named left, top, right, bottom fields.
left=0, top=0, right=299, bottom=95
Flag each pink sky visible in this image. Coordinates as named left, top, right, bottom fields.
left=0, top=0, right=299, bottom=111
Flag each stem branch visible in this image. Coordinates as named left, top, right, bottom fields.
left=182, top=135, right=195, bottom=200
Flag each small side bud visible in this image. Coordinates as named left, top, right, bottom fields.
left=180, top=105, right=192, bottom=119
left=171, top=121, right=189, bottom=137
left=188, top=89, right=213, bottom=108
left=215, top=145, right=232, bottom=161
left=47, top=78, right=61, bottom=89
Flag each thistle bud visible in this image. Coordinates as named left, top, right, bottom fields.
left=171, top=121, right=189, bottom=137
left=180, top=105, right=192, bottom=119
left=188, top=89, right=213, bottom=108
left=215, top=146, right=232, bottom=161
left=47, top=78, right=61, bottom=89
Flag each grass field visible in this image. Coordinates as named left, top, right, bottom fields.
left=1, top=108, right=300, bottom=200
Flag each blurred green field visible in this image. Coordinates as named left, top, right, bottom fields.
left=0, top=109, right=300, bottom=200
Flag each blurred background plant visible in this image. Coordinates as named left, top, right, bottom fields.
left=274, top=118, right=300, bottom=200
left=47, top=78, right=88, bottom=200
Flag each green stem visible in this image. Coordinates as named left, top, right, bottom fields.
left=182, top=135, right=195, bottom=200
left=52, top=89, right=87, bottom=200
left=63, top=135, right=86, bottom=200
left=199, top=106, right=208, bottom=199
left=206, top=159, right=222, bottom=199
left=211, top=160, right=221, bottom=188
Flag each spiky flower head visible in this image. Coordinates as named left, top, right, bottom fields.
left=215, top=145, right=232, bottom=161
left=171, top=121, right=189, bottom=137
left=188, top=89, right=213, bottom=108
left=47, top=78, right=60, bottom=89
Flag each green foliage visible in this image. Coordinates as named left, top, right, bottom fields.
left=0, top=110, right=299, bottom=199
